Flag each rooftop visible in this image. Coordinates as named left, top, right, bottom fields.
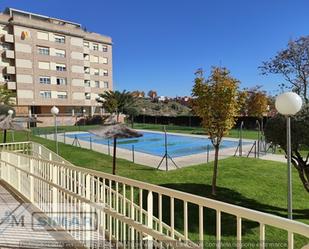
left=4, top=7, right=82, bottom=28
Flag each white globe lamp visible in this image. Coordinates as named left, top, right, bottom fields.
left=8, top=109, right=14, bottom=116
left=51, top=106, right=59, bottom=116
left=275, top=92, right=302, bottom=115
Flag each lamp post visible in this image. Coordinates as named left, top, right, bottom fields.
left=275, top=92, right=302, bottom=219
left=51, top=106, right=59, bottom=154
left=8, top=109, right=14, bottom=142
left=82, top=109, right=86, bottom=126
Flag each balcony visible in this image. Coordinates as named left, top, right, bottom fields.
left=4, top=50, right=15, bottom=59
left=5, top=66, right=15, bottom=74
left=3, top=34, right=14, bottom=43
left=6, top=81, right=16, bottom=90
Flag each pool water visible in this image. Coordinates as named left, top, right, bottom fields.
left=66, top=131, right=241, bottom=158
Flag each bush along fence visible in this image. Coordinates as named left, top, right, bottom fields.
left=133, top=115, right=270, bottom=130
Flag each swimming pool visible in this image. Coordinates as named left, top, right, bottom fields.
left=66, top=131, right=242, bottom=158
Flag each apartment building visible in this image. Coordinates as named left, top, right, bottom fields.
left=0, top=8, right=112, bottom=119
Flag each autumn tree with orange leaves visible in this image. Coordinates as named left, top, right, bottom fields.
left=192, top=67, right=244, bottom=195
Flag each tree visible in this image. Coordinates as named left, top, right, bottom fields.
left=260, top=36, right=309, bottom=103
left=244, top=86, right=269, bottom=118
left=192, top=67, right=243, bottom=195
left=264, top=105, right=309, bottom=193
left=147, top=90, right=157, bottom=100
left=131, top=91, right=145, bottom=98
left=97, top=90, right=135, bottom=122
left=0, top=85, right=16, bottom=105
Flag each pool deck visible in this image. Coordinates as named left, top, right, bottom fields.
left=39, top=130, right=261, bottom=170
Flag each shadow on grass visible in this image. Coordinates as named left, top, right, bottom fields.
left=141, top=183, right=309, bottom=238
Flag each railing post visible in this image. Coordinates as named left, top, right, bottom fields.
left=52, top=165, right=58, bottom=213
left=49, top=152, right=52, bottom=161
left=7, top=153, right=10, bottom=183
left=38, top=145, right=42, bottom=158
left=147, top=191, right=153, bottom=248
left=17, top=155, right=21, bottom=192
left=130, top=186, right=135, bottom=248
left=85, top=174, right=91, bottom=246
left=29, top=158, right=34, bottom=203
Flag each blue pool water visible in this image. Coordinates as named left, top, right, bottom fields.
left=66, top=132, right=242, bottom=158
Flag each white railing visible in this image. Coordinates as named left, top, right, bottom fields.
left=0, top=141, right=31, bottom=154
left=0, top=143, right=308, bottom=248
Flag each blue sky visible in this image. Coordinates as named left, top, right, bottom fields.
left=1, top=0, right=309, bottom=96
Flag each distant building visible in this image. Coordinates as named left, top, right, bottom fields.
left=0, top=8, right=113, bottom=121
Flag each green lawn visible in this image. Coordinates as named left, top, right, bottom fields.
left=2, top=130, right=308, bottom=248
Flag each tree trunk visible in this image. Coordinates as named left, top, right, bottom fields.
left=212, top=145, right=220, bottom=195
left=3, top=129, right=7, bottom=143
left=131, top=116, right=134, bottom=128
left=112, top=137, right=117, bottom=175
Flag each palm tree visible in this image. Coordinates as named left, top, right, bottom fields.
left=97, top=90, right=135, bottom=122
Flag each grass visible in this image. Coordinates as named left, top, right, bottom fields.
left=2, top=130, right=309, bottom=248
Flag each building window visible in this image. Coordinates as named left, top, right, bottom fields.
left=54, top=34, right=65, bottom=43
left=39, top=76, right=51, bottom=84
left=84, top=80, right=91, bottom=87
left=40, top=91, right=51, bottom=99
left=102, top=57, right=108, bottom=64
left=37, top=46, right=50, bottom=55
left=84, top=67, right=90, bottom=74
left=103, top=69, right=108, bottom=76
left=83, top=41, right=89, bottom=48
left=57, top=92, right=67, bottom=99
left=84, top=54, right=90, bottom=60
left=57, top=77, right=67, bottom=85
left=94, top=68, right=99, bottom=76
left=102, top=45, right=108, bottom=52
left=56, top=64, right=66, bottom=71
left=103, top=81, right=109, bottom=88
left=92, top=43, right=99, bottom=51
left=85, top=92, right=91, bottom=100
left=95, top=81, right=100, bottom=88
left=3, top=75, right=11, bottom=81
left=55, top=49, right=66, bottom=58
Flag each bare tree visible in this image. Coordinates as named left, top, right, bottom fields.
left=260, top=36, right=309, bottom=103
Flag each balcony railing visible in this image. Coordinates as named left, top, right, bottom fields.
left=3, top=34, right=14, bottom=43
left=4, top=49, right=15, bottom=59
left=5, top=66, right=15, bottom=74
left=0, top=142, right=308, bottom=249
left=6, top=81, right=16, bottom=90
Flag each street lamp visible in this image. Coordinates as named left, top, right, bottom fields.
left=8, top=110, right=14, bottom=141
left=82, top=109, right=86, bottom=126
left=51, top=106, right=59, bottom=155
left=275, top=92, right=302, bottom=219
